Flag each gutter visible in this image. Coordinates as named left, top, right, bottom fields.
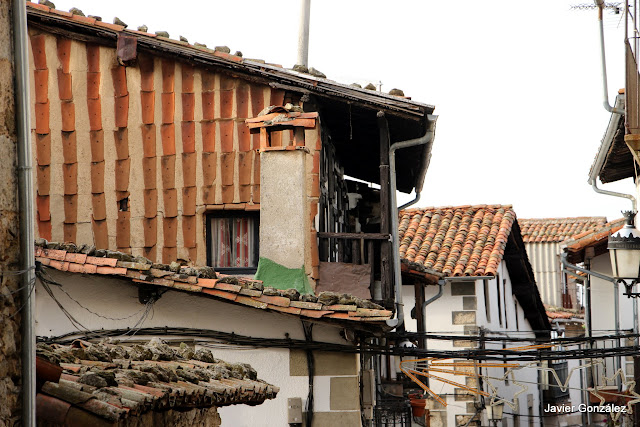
left=398, top=120, right=437, bottom=210
left=595, top=0, right=625, bottom=114
left=587, top=94, right=636, bottom=210
left=13, top=0, right=36, bottom=425
left=386, top=115, right=438, bottom=328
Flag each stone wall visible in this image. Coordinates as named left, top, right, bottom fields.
left=0, top=1, right=23, bottom=425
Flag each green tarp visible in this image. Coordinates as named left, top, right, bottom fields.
left=254, top=257, right=313, bottom=295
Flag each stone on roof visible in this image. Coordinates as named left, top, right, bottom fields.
left=36, top=339, right=278, bottom=424
left=34, top=240, right=391, bottom=323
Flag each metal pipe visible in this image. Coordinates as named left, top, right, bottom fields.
left=386, top=115, right=438, bottom=328
left=297, top=0, right=311, bottom=68
left=398, top=123, right=436, bottom=211
left=614, top=281, right=622, bottom=390
left=595, top=0, right=625, bottom=114
left=13, top=0, right=36, bottom=425
left=587, top=94, right=636, bottom=210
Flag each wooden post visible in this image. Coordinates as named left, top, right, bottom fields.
left=378, top=112, right=392, bottom=308
left=413, top=279, right=425, bottom=349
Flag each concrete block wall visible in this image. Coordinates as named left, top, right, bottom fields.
left=27, top=29, right=322, bottom=267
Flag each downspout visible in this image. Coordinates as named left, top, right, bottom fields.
left=595, top=0, right=625, bottom=114
left=386, top=115, right=438, bottom=328
left=13, top=0, right=36, bottom=425
left=398, top=121, right=437, bottom=210
left=588, top=95, right=636, bottom=210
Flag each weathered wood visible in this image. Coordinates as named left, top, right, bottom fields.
left=414, top=279, right=425, bottom=349
left=368, top=240, right=375, bottom=288
left=378, top=112, right=392, bottom=304
left=293, top=127, right=305, bottom=146
left=352, top=239, right=360, bottom=265
left=338, top=239, right=344, bottom=263
left=317, top=232, right=389, bottom=240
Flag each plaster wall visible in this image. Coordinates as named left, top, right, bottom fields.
left=35, top=269, right=358, bottom=427
left=589, top=253, right=638, bottom=381
left=260, top=149, right=310, bottom=270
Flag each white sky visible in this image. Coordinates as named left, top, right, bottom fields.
left=49, top=0, right=635, bottom=221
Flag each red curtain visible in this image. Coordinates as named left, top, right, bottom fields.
left=210, top=217, right=255, bottom=267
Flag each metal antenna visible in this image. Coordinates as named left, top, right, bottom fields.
left=297, top=0, right=311, bottom=68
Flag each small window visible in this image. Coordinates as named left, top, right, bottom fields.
left=206, top=211, right=259, bottom=273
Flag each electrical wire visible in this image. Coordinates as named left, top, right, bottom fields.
left=38, top=267, right=151, bottom=321
left=7, top=276, right=36, bottom=320
left=39, top=326, right=640, bottom=362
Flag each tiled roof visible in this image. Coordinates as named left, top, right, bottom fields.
left=564, top=218, right=625, bottom=251
left=545, top=306, right=584, bottom=321
left=398, top=205, right=516, bottom=277
left=518, top=217, right=607, bottom=243
left=36, top=339, right=278, bottom=423
left=35, top=241, right=392, bottom=323
left=25, top=2, right=432, bottom=115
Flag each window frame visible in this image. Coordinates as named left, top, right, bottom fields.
left=205, top=210, right=260, bottom=275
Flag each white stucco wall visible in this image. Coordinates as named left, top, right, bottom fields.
left=35, top=269, right=354, bottom=427
left=400, top=261, right=543, bottom=427
left=588, top=253, right=638, bottom=382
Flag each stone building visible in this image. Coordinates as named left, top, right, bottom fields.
left=395, top=204, right=551, bottom=427
left=1, top=1, right=24, bottom=424
left=22, top=1, right=438, bottom=425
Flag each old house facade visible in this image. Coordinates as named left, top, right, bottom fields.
left=23, top=2, right=439, bottom=426
left=394, top=205, right=551, bottom=427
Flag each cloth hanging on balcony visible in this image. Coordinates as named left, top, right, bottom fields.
left=254, top=257, right=313, bottom=295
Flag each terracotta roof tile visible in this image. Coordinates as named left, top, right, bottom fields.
left=398, top=205, right=515, bottom=277
left=518, top=217, right=607, bottom=243
left=35, top=241, right=391, bottom=324
left=36, top=339, right=278, bottom=423
left=564, top=218, right=625, bottom=252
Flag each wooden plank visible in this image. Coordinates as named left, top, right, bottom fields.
left=352, top=239, right=359, bottom=265
left=293, top=127, right=305, bottom=146
left=368, top=240, right=375, bottom=288
left=317, top=232, right=389, bottom=240
left=338, top=239, right=344, bottom=263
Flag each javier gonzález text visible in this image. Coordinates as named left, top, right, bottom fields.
left=544, top=403, right=628, bottom=413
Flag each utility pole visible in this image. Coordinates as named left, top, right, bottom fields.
left=296, top=0, right=311, bottom=68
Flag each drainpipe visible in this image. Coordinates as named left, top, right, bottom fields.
left=386, top=115, right=438, bottom=328
left=595, top=0, right=625, bottom=114
left=398, top=122, right=437, bottom=211
left=587, top=94, right=636, bottom=210
left=13, top=0, right=36, bottom=425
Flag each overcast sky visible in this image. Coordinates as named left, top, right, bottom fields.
left=49, top=0, right=634, bottom=221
